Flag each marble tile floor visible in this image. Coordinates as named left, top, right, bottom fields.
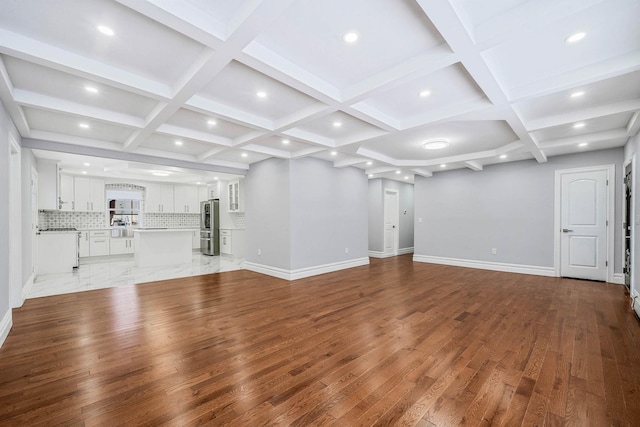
left=29, top=253, right=244, bottom=299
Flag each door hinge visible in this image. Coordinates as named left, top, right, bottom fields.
left=606, top=179, right=609, bottom=186
left=606, top=220, right=609, bottom=226
left=606, top=261, right=608, bottom=267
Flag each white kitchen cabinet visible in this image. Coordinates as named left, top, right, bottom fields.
left=110, top=238, right=135, bottom=255
left=37, top=159, right=60, bottom=210
left=220, top=230, right=232, bottom=254
left=89, top=230, right=110, bottom=256
left=174, top=185, right=199, bottom=213
left=198, top=185, right=209, bottom=203
left=59, top=174, right=74, bottom=211
left=227, top=179, right=244, bottom=213
left=192, top=229, right=200, bottom=249
left=145, top=183, right=174, bottom=213
left=74, top=177, right=105, bottom=212
left=79, top=230, right=90, bottom=257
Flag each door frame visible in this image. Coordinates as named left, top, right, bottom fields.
left=624, top=156, right=635, bottom=294
left=553, top=164, right=615, bottom=282
left=383, top=188, right=399, bottom=256
left=9, top=134, right=22, bottom=308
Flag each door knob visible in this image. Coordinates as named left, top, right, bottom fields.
left=562, top=228, right=574, bottom=233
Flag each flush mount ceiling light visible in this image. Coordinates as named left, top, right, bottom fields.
left=423, top=139, right=449, bottom=150
left=174, top=140, right=183, bottom=146
left=570, top=91, right=585, bottom=98
left=573, top=122, right=586, bottom=129
left=342, top=31, right=359, bottom=43
left=419, top=90, right=431, bottom=98
left=85, top=86, right=98, bottom=94
left=256, top=91, right=267, bottom=98
left=79, top=123, right=90, bottom=129
left=97, top=25, right=114, bottom=36
left=565, top=32, right=586, bottom=44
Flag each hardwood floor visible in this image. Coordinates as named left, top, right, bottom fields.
left=1, top=255, right=639, bottom=426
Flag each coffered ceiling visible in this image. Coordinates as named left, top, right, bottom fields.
left=1, top=0, right=638, bottom=184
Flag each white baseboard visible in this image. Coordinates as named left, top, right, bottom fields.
left=245, top=257, right=370, bottom=281
left=21, top=273, right=35, bottom=303
left=612, top=273, right=625, bottom=285
left=369, top=247, right=414, bottom=258
left=0, top=309, right=12, bottom=349
left=633, top=290, right=640, bottom=319
left=412, top=254, right=556, bottom=277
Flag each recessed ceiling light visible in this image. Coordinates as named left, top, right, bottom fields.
left=97, top=25, right=114, bottom=36
left=207, top=119, right=217, bottom=126
left=499, top=154, right=507, bottom=159
left=343, top=31, right=359, bottom=43
left=79, top=123, right=90, bottom=129
left=440, top=164, right=447, bottom=168
left=83, top=162, right=91, bottom=166
left=214, top=177, right=219, bottom=181
left=404, top=176, right=409, bottom=180
left=573, top=122, right=586, bottom=129
left=368, top=174, right=374, bottom=178
left=366, top=161, right=372, bottom=166
left=565, top=32, right=586, bottom=44
left=570, top=91, right=585, bottom=98
left=330, top=151, right=338, bottom=156
left=578, top=142, right=589, bottom=147
left=85, top=86, right=98, bottom=94
left=395, top=170, right=401, bottom=174
left=196, top=182, right=202, bottom=185
left=152, top=172, right=169, bottom=177
left=175, top=140, right=183, bottom=146
left=282, top=139, right=290, bottom=145
left=419, top=90, right=431, bottom=98
left=333, top=121, right=342, bottom=128
left=81, top=171, right=87, bottom=175
left=423, top=139, right=449, bottom=150
left=256, top=91, right=267, bottom=98
left=241, top=152, right=248, bottom=158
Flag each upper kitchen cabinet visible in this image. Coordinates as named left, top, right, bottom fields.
left=145, top=183, right=174, bottom=213
left=228, top=179, right=244, bottom=213
left=174, top=185, right=199, bottom=213
left=37, top=159, right=60, bottom=210
left=59, top=174, right=74, bottom=211
left=198, top=185, right=209, bottom=203
left=74, top=177, right=105, bottom=212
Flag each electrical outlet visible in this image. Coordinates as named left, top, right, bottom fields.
left=258, top=249, right=261, bottom=256
left=345, top=247, right=349, bottom=254
left=491, top=248, right=497, bottom=255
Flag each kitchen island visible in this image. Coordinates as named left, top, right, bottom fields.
left=133, top=228, right=193, bottom=268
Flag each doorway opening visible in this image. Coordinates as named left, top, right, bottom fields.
left=624, top=160, right=633, bottom=291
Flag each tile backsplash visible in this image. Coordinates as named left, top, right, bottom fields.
left=40, top=211, right=201, bottom=229
left=144, top=213, right=200, bottom=228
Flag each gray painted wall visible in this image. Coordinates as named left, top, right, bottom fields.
left=21, top=148, right=36, bottom=287
left=245, top=157, right=368, bottom=271
left=368, top=178, right=414, bottom=252
left=415, top=148, right=624, bottom=271
left=245, top=158, right=292, bottom=270
left=289, top=157, right=368, bottom=270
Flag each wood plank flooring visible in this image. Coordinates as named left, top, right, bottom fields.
left=1, top=255, right=639, bottom=426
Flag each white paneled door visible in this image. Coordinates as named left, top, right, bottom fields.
left=560, top=170, right=608, bottom=281
left=384, top=189, right=399, bottom=256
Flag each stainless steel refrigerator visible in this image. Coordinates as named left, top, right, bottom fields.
left=200, top=199, right=220, bottom=256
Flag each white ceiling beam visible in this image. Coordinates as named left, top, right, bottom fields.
left=367, top=166, right=398, bottom=174
left=525, top=99, right=640, bottom=131
left=186, top=95, right=273, bottom=130
left=400, top=97, right=494, bottom=130
left=14, top=89, right=145, bottom=129
left=335, top=129, right=390, bottom=148
left=463, top=161, right=483, bottom=171
left=197, top=146, right=228, bottom=162
left=627, top=112, right=640, bottom=136
left=242, top=143, right=292, bottom=159
left=0, top=28, right=171, bottom=100
left=155, top=124, right=233, bottom=147
left=334, top=158, right=366, bottom=168
left=282, top=128, right=335, bottom=147
left=0, top=55, right=30, bottom=136
left=537, top=129, right=629, bottom=148
left=347, top=103, right=401, bottom=132
left=273, top=104, right=336, bottom=131
left=411, top=168, right=433, bottom=178
left=290, top=146, right=327, bottom=159
left=415, top=0, right=546, bottom=163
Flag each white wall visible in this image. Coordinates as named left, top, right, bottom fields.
left=0, top=99, right=20, bottom=347
left=414, top=148, right=624, bottom=273
left=21, top=148, right=36, bottom=290
left=245, top=157, right=368, bottom=278
left=368, top=178, right=414, bottom=254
